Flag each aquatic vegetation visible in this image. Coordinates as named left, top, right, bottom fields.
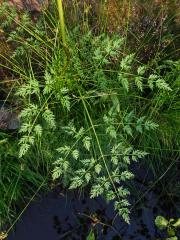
left=155, top=216, right=180, bottom=240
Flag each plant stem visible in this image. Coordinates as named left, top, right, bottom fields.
left=57, top=0, right=66, bottom=45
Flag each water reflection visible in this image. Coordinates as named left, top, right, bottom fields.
left=7, top=182, right=180, bottom=240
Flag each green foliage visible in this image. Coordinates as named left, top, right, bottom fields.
left=155, top=216, right=180, bottom=240
left=0, top=0, right=179, bottom=228
left=12, top=23, right=176, bottom=223
left=155, top=216, right=169, bottom=230
left=87, top=228, right=95, bottom=240
left=0, top=132, right=47, bottom=228
left=0, top=2, right=17, bottom=29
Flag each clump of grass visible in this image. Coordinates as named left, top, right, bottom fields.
left=0, top=131, right=49, bottom=228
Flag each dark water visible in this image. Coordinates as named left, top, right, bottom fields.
left=7, top=190, right=157, bottom=240
left=7, top=166, right=180, bottom=240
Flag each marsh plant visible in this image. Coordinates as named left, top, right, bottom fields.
left=15, top=28, right=175, bottom=222
left=0, top=0, right=179, bottom=228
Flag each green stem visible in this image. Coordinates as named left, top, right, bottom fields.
left=79, top=92, right=120, bottom=201
left=57, top=0, right=66, bottom=45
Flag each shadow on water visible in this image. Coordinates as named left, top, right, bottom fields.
left=7, top=164, right=180, bottom=240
